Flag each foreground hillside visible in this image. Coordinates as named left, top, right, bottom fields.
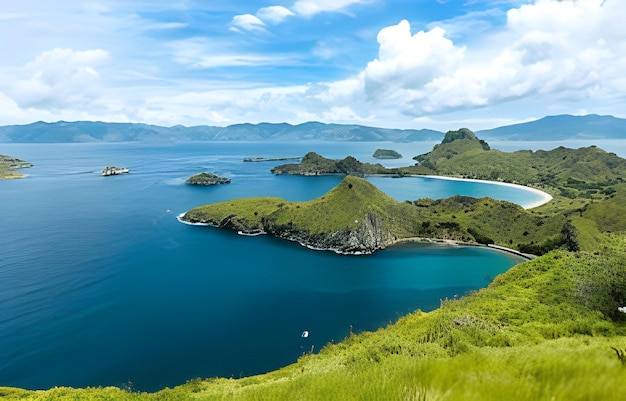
left=3, top=233, right=625, bottom=400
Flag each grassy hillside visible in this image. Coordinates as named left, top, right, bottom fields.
left=182, top=175, right=604, bottom=256
left=3, top=234, right=625, bottom=400
left=4, top=134, right=626, bottom=400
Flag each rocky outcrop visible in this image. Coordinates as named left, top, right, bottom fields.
left=0, top=154, right=33, bottom=179
left=373, top=149, right=402, bottom=159
left=186, top=172, right=231, bottom=185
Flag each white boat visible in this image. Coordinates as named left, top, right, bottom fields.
left=301, top=330, right=309, bottom=338
left=102, top=166, right=130, bottom=176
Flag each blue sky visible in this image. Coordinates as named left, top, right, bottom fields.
left=0, top=0, right=624, bottom=130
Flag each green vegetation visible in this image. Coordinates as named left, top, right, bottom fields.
left=0, top=154, right=32, bottom=179
left=185, top=172, right=231, bottom=185
left=182, top=174, right=614, bottom=256
left=373, top=148, right=402, bottom=159
left=4, top=132, right=626, bottom=400
left=271, top=151, right=390, bottom=177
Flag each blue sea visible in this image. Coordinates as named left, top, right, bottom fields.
left=1, top=140, right=620, bottom=392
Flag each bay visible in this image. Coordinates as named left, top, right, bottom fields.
left=0, top=140, right=586, bottom=391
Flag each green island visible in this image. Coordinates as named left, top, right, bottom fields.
left=0, top=154, right=33, bottom=179
left=3, top=131, right=626, bottom=400
left=373, top=148, right=402, bottom=159
left=185, top=172, right=231, bottom=185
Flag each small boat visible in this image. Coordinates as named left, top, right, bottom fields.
left=301, top=330, right=309, bottom=338
left=102, top=166, right=130, bottom=176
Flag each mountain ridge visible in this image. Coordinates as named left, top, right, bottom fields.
left=1, top=114, right=624, bottom=143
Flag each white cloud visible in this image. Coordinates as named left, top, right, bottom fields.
left=363, top=20, right=465, bottom=103
left=257, top=6, right=295, bottom=24
left=292, top=0, right=372, bottom=17
left=230, top=14, right=266, bottom=33
left=309, top=0, right=626, bottom=120
left=9, top=48, right=109, bottom=110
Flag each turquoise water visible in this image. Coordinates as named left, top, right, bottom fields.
left=0, top=142, right=533, bottom=391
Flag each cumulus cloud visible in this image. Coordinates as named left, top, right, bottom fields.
left=257, top=6, right=295, bottom=24
left=230, top=14, right=266, bottom=33
left=10, top=48, right=109, bottom=110
left=363, top=20, right=465, bottom=104
left=313, top=0, right=626, bottom=119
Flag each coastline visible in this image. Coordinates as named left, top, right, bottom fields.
left=420, top=175, right=553, bottom=209
left=389, top=237, right=535, bottom=260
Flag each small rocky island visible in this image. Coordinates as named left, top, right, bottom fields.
left=186, top=172, right=231, bottom=185
left=0, top=154, right=33, bottom=179
left=373, top=149, right=402, bottom=159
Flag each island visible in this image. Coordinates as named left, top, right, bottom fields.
left=185, top=172, right=231, bottom=185
left=0, top=154, right=33, bottom=179
left=270, top=151, right=390, bottom=177
left=372, top=148, right=402, bottom=159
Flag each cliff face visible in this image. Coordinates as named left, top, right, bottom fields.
left=268, top=212, right=392, bottom=254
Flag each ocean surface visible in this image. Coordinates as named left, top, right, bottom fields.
left=1, top=140, right=622, bottom=392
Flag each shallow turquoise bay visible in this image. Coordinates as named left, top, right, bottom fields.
left=1, top=142, right=538, bottom=391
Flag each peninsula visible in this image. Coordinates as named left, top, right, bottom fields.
left=0, top=154, right=33, bottom=179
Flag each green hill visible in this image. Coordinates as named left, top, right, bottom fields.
left=270, top=151, right=390, bottom=177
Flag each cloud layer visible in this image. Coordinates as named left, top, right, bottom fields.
left=0, top=0, right=624, bottom=130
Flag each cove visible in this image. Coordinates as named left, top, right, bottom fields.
left=0, top=142, right=528, bottom=392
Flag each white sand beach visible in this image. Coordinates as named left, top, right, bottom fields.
left=421, top=175, right=553, bottom=209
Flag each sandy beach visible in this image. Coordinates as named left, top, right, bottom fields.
left=420, top=175, right=553, bottom=209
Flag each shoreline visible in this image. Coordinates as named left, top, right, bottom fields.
left=419, top=175, right=553, bottom=209
left=388, top=237, right=535, bottom=260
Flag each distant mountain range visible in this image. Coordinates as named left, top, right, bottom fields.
left=476, top=114, right=626, bottom=141
left=0, top=121, right=441, bottom=143
left=0, top=114, right=623, bottom=143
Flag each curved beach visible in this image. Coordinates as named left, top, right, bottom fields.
left=421, top=175, right=553, bottom=209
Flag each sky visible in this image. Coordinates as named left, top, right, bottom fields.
left=0, top=0, right=624, bottom=130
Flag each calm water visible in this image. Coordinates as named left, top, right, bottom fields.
left=0, top=140, right=588, bottom=391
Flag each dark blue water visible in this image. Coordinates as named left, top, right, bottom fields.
left=0, top=142, right=531, bottom=391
